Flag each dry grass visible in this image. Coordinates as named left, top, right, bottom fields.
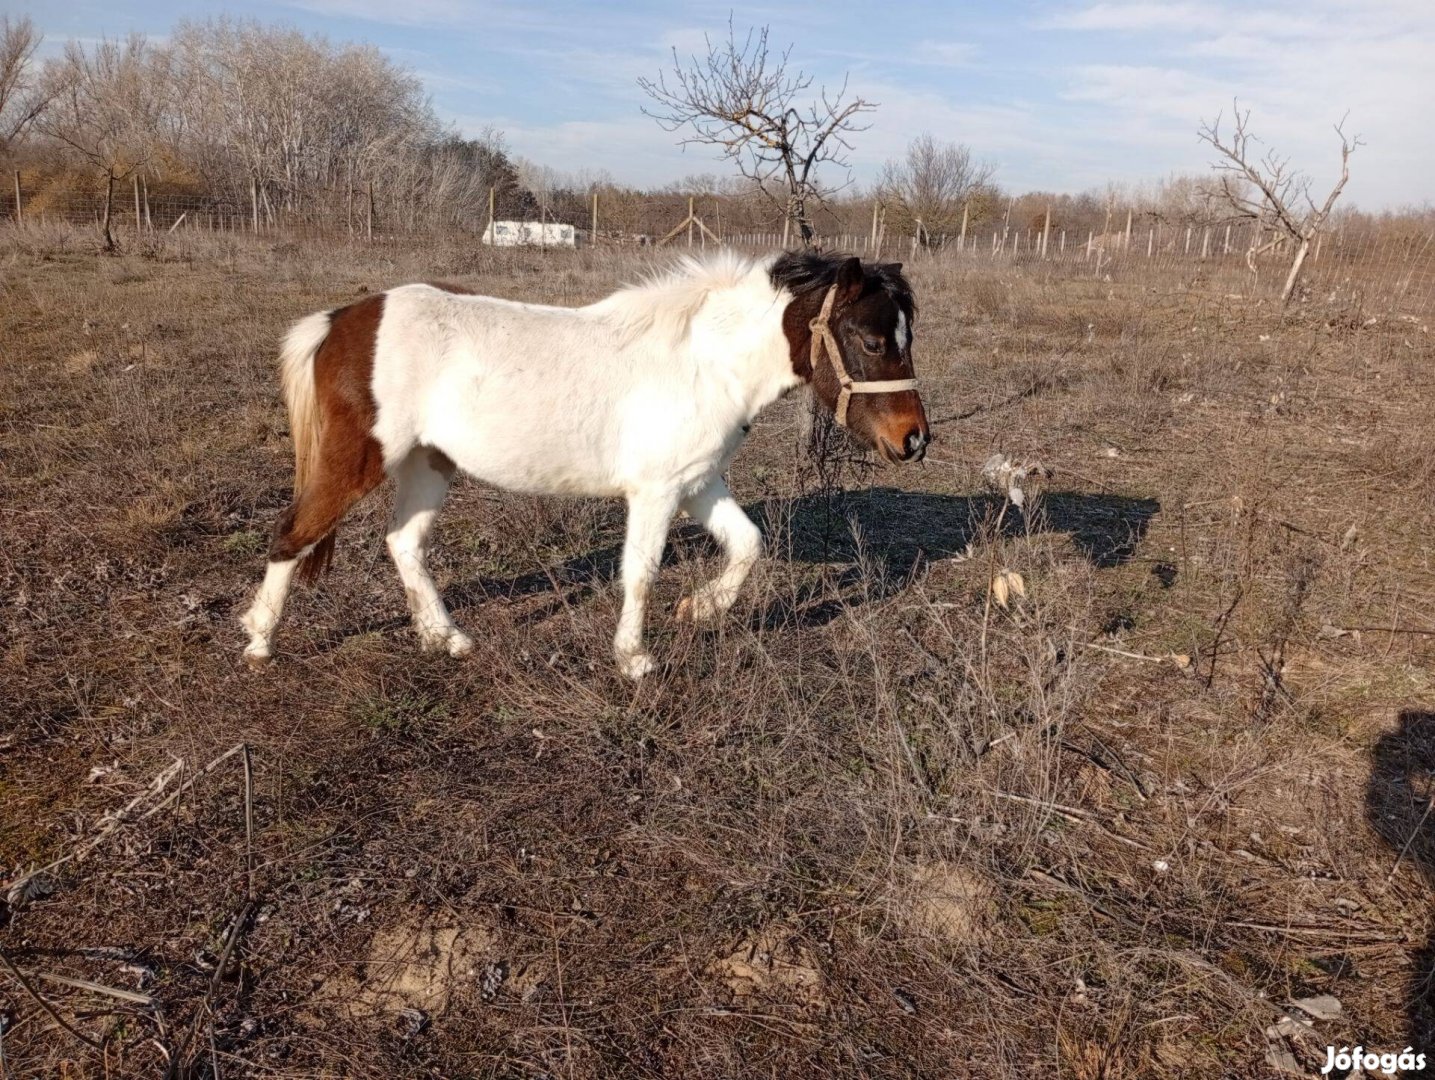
left=2, top=227, right=1433, bottom=1078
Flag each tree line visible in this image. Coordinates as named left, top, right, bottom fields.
left=2, top=14, right=1423, bottom=257
left=0, top=16, right=529, bottom=250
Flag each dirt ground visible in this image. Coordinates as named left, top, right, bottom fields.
left=2, top=231, right=1433, bottom=1078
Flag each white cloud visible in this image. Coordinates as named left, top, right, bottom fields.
left=1043, top=0, right=1435, bottom=206
left=1041, top=2, right=1214, bottom=32
left=912, top=41, right=979, bottom=67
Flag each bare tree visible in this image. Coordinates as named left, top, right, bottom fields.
left=36, top=37, right=163, bottom=251
left=1199, top=101, right=1361, bottom=303
left=0, top=16, right=49, bottom=156
left=639, top=22, right=873, bottom=246
left=877, top=134, right=995, bottom=242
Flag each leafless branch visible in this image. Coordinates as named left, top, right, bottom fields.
left=639, top=19, right=874, bottom=245
left=1197, top=99, right=1362, bottom=302
left=0, top=16, right=50, bottom=153
left=877, top=134, right=996, bottom=240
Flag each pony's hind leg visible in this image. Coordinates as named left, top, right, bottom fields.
left=241, top=438, right=384, bottom=667
left=676, top=477, right=762, bottom=624
left=386, top=448, right=470, bottom=657
left=241, top=556, right=298, bottom=667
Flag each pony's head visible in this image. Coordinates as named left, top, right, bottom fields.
left=772, top=251, right=930, bottom=463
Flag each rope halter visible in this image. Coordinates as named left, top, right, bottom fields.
left=808, top=283, right=919, bottom=428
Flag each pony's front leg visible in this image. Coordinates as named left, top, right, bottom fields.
left=386, top=449, right=470, bottom=657
left=614, top=490, right=680, bottom=679
left=677, top=478, right=762, bottom=624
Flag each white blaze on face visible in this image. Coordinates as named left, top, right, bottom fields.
left=895, top=309, right=911, bottom=353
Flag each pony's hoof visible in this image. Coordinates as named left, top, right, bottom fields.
left=418, top=627, right=474, bottom=658
left=617, top=652, right=656, bottom=680
left=243, top=644, right=273, bottom=670
left=676, top=593, right=720, bottom=625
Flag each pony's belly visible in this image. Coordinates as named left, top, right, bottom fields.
left=438, top=433, right=625, bottom=499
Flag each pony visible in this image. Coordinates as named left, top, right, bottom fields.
left=240, top=250, right=929, bottom=679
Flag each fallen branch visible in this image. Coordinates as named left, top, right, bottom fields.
left=4, top=743, right=247, bottom=908
left=0, top=946, right=102, bottom=1051
left=33, top=971, right=156, bottom=1007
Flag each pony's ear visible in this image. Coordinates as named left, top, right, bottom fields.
left=881, top=261, right=903, bottom=275
left=834, top=256, right=864, bottom=305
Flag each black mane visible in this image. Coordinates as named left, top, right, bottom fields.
left=768, top=250, right=916, bottom=323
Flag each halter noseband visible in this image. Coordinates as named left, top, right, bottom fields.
left=808, top=283, right=919, bottom=428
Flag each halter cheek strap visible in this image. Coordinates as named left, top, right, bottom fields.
left=808, top=284, right=919, bottom=428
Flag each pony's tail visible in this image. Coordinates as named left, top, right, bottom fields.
left=277, top=310, right=332, bottom=582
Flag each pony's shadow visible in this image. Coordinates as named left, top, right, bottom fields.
left=447, top=488, right=1160, bottom=630
left=1367, top=710, right=1435, bottom=1060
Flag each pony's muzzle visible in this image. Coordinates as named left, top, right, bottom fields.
left=903, top=428, right=930, bottom=462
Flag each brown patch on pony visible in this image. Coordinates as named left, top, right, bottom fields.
left=269, top=293, right=388, bottom=584
left=426, top=281, right=476, bottom=295
left=780, top=290, right=823, bottom=381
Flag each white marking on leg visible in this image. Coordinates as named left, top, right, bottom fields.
left=386, top=451, right=469, bottom=656
left=678, top=478, right=761, bottom=623
left=614, top=490, right=679, bottom=679
left=241, top=557, right=298, bottom=665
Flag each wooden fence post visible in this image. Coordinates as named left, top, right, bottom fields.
left=1123, top=208, right=1132, bottom=250
left=366, top=180, right=374, bottom=241
left=958, top=202, right=968, bottom=252
left=1223, top=224, right=1231, bottom=255
left=1147, top=227, right=1153, bottom=257
left=134, top=174, right=142, bottom=237
left=870, top=201, right=880, bottom=250
left=1201, top=227, right=1210, bottom=259
left=1041, top=205, right=1051, bottom=258
left=12, top=170, right=20, bottom=230
left=1184, top=226, right=1191, bottom=254
left=591, top=191, right=598, bottom=240
left=251, top=176, right=259, bottom=235
left=142, top=175, right=151, bottom=231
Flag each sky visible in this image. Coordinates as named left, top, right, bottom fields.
left=14, top=0, right=1435, bottom=209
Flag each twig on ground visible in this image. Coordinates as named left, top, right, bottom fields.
left=1386, top=794, right=1435, bottom=884
left=32, top=972, right=155, bottom=1007
left=4, top=758, right=184, bottom=905
left=0, top=947, right=102, bottom=1051
left=1205, top=585, right=1245, bottom=688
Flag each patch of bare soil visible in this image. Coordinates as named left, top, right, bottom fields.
left=310, top=911, right=498, bottom=1020
left=707, top=925, right=824, bottom=1005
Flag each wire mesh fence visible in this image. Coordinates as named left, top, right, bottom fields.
left=729, top=221, right=1435, bottom=319
left=9, top=187, right=1432, bottom=319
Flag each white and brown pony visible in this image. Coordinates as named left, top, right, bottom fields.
left=241, top=250, right=929, bottom=678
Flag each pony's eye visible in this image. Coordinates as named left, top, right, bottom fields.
left=861, top=337, right=883, bottom=355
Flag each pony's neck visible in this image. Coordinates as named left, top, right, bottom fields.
left=690, top=269, right=806, bottom=424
